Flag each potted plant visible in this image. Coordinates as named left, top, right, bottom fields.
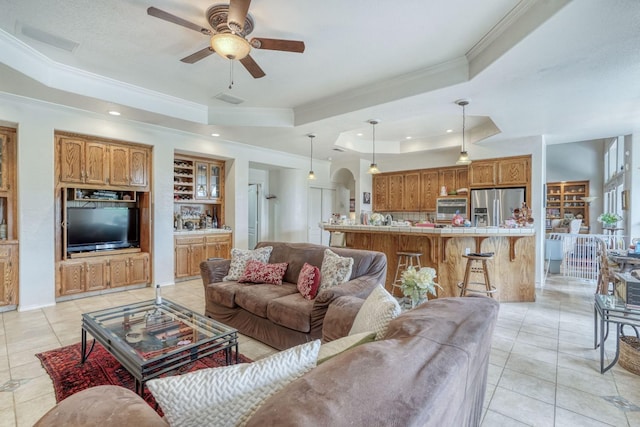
left=400, top=266, right=442, bottom=308
left=597, top=212, right=622, bottom=228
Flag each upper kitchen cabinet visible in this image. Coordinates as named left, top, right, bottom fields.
left=439, top=166, right=468, bottom=194
left=468, top=161, right=497, bottom=187
left=372, top=174, right=389, bottom=212
left=420, top=170, right=439, bottom=211
left=497, top=156, right=530, bottom=186
left=403, top=171, right=421, bottom=211
left=469, top=156, right=531, bottom=187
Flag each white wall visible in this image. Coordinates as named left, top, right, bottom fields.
left=0, top=92, right=326, bottom=311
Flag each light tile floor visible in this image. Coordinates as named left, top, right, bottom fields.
left=0, top=275, right=639, bottom=426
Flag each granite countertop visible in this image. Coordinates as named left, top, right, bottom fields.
left=174, top=229, right=232, bottom=235
left=322, top=223, right=535, bottom=235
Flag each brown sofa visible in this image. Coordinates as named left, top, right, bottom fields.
left=36, top=296, right=499, bottom=427
left=200, top=241, right=387, bottom=350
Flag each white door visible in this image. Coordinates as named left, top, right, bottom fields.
left=248, top=184, right=260, bottom=249
left=308, top=187, right=334, bottom=245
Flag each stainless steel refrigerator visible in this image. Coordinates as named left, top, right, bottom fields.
left=470, top=188, right=526, bottom=227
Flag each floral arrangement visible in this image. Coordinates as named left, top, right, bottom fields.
left=597, top=212, right=622, bottom=226
left=369, top=212, right=384, bottom=225
left=400, top=266, right=442, bottom=307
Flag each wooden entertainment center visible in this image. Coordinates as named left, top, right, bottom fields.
left=0, top=127, right=18, bottom=311
left=54, top=132, right=153, bottom=298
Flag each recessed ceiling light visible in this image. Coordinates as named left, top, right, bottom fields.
left=446, top=129, right=453, bottom=133
left=108, top=110, right=121, bottom=116
left=211, top=133, right=220, bottom=137
left=405, top=136, right=412, bottom=140
left=356, top=133, right=363, bottom=137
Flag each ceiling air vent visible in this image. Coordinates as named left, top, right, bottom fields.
left=214, top=92, right=245, bottom=105
left=18, top=23, right=79, bottom=52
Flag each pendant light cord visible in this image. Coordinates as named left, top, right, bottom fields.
left=372, top=122, right=376, bottom=165
left=462, top=102, right=466, bottom=152
left=309, top=135, right=314, bottom=171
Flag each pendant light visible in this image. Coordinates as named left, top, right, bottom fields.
left=455, top=99, right=472, bottom=165
left=307, top=133, right=316, bottom=180
left=367, top=119, right=380, bottom=174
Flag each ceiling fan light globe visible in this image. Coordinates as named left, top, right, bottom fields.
left=456, top=151, right=472, bottom=165
left=210, top=33, right=251, bottom=60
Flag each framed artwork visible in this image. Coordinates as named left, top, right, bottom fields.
left=363, top=192, right=371, bottom=205
left=349, top=198, right=355, bottom=212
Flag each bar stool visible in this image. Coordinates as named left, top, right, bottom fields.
left=458, top=254, right=497, bottom=298
left=391, top=251, right=422, bottom=297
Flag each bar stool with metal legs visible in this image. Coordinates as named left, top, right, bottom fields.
left=458, top=254, right=497, bottom=297
left=391, top=251, right=422, bottom=297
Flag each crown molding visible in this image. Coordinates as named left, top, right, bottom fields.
left=294, top=56, right=469, bottom=126
left=0, top=28, right=208, bottom=123
left=466, top=0, right=572, bottom=78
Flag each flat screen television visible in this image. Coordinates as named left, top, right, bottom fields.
left=67, top=207, right=140, bottom=253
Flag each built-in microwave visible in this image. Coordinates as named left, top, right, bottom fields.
left=436, top=197, right=468, bottom=221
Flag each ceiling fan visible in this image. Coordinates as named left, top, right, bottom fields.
left=147, top=0, right=305, bottom=79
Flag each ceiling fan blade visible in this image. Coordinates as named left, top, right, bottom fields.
left=227, top=0, right=251, bottom=33
left=147, top=7, right=211, bottom=35
left=239, top=55, right=266, bottom=79
left=249, top=38, right=305, bottom=53
left=180, top=47, right=215, bottom=64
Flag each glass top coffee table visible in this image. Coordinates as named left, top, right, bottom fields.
left=81, top=299, right=238, bottom=395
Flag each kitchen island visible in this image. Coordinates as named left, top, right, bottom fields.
left=323, top=224, right=535, bottom=302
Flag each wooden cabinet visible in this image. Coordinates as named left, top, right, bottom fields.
left=58, top=252, right=150, bottom=297
left=372, top=174, right=388, bottom=212
left=55, top=131, right=153, bottom=301
left=0, top=128, right=18, bottom=309
left=498, top=157, right=529, bottom=186
left=0, top=243, right=18, bottom=307
left=456, top=168, right=469, bottom=189
left=372, top=173, right=404, bottom=211
left=175, top=234, right=231, bottom=279
left=175, top=236, right=205, bottom=279
left=387, top=174, right=404, bottom=211
left=403, top=172, right=421, bottom=211
left=205, top=235, right=231, bottom=260
left=469, top=156, right=530, bottom=187
left=438, top=167, right=468, bottom=194
left=195, top=160, right=224, bottom=202
left=420, top=170, right=439, bottom=211
left=57, top=136, right=149, bottom=189
left=545, top=180, right=589, bottom=226
left=468, top=161, right=497, bottom=187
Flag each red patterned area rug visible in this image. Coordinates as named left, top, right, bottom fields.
left=36, top=341, right=251, bottom=415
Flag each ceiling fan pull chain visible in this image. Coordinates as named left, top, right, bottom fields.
left=229, top=61, right=234, bottom=89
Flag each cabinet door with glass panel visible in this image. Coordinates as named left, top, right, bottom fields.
left=195, top=160, right=224, bottom=202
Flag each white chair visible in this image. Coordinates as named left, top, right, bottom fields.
left=569, top=219, right=582, bottom=234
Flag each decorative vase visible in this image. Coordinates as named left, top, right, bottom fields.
left=410, top=296, right=427, bottom=309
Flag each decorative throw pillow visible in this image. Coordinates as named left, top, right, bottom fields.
left=238, top=260, right=288, bottom=285
left=317, top=331, right=376, bottom=364
left=349, top=284, right=402, bottom=340
left=319, top=249, right=354, bottom=291
left=223, top=246, right=273, bottom=281
left=147, top=340, right=320, bottom=427
left=297, top=262, right=321, bottom=299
